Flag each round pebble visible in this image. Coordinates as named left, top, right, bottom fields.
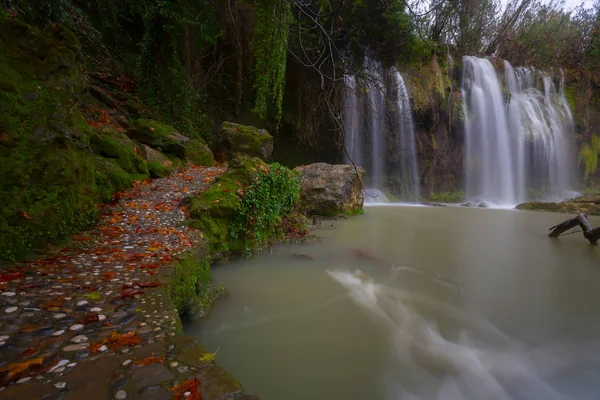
left=98, top=315, right=106, bottom=321
left=50, top=360, right=69, bottom=371
left=1, top=292, right=16, bottom=297
left=115, top=390, right=127, bottom=399
left=5, top=307, right=18, bottom=313
left=77, top=300, right=88, bottom=307
left=53, top=367, right=66, bottom=374
left=53, top=313, right=67, bottom=319
left=52, top=330, right=65, bottom=336
left=99, top=345, right=108, bottom=352
left=69, top=324, right=84, bottom=331
left=122, top=359, right=132, bottom=366
left=90, top=307, right=102, bottom=312
left=71, top=335, right=88, bottom=344
left=0, top=335, right=9, bottom=342
left=67, top=362, right=77, bottom=368
left=54, top=382, right=67, bottom=390
left=63, top=343, right=90, bottom=352
left=16, top=377, right=31, bottom=384
left=169, top=362, right=178, bottom=368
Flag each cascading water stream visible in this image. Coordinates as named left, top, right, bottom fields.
left=392, top=68, right=420, bottom=201
left=462, top=56, right=577, bottom=206
left=342, top=60, right=420, bottom=202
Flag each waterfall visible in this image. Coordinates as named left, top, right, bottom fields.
left=462, top=56, right=576, bottom=205
left=343, top=75, right=362, bottom=167
left=365, top=58, right=387, bottom=190
left=342, top=61, right=420, bottom=202
left=392, top=69, right=420, bottom=201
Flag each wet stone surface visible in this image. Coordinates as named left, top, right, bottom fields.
left=0, top=166, right=250, bottom=399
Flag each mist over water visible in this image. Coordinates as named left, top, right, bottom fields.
left=188, top=207, right=600, bottom=400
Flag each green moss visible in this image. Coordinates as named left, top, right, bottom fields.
left=148, top=161, right=171, bottom=178
left=564, top=86, right=576, bottom=111
left=187, top=155, right=268, bottom=257
left=169, top=250, right=224, bottom=317
left=218, top=122, right=274, bottom=161
left=185, top=139, right=215, bottom=166
left=427, top=191, right=465, bottom=203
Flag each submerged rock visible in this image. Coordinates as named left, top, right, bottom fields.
left=216, top=122, right=273, bottom=161
left=294, top=163, right=365, bottom=216
left=515, top=200, right=599, bottom=215
left=478, top=201, right=489, bottom=208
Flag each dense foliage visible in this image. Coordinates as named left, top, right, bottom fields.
left=231, top=163, right=300, bottom=254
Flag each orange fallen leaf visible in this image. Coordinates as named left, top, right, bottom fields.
left=0, top=357, right=45, bottom=382
left=133, top=354, right=165, bottom=366
left=102, top=331, right=142, bottom=351
left=20, top=210, right=30, bottom=219
left=89, top=343, right=103, bottom=353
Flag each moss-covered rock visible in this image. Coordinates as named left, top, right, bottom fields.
left=294, top=163, right=365, bottom=217
left=0, top=18, right=155, bottom=260
left=127, top=119, right=190, bottom=158
left=139, top=145, right=178, bottom=177
left=185, top=139, right=215, bottom=166
left=215, top=122, right=274, bottom=161
left=90, top=127, right=148, bottom=175
left=167, top=242, right=224, bottom=318
left=187, top=155, right=267, bottom=260
left=515, top=201, right=599, bottom=215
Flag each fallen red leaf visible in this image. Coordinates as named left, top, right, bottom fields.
left=169, top=374, right=202, bottom=400
left=0, top=271, right=25, bottom=282
left=136, top=281, right=162, bottom=288
left=83, top=313, right=99, bottom=325
left=120, top=287, right=145, bottom=299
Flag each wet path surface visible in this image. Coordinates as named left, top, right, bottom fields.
left=0, top=165, right=249, bottom=399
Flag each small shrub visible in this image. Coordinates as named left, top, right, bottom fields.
left=230, top=163, right=300, bottom=254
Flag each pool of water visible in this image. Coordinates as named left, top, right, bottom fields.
left=185, top=206, right=600, bottom=400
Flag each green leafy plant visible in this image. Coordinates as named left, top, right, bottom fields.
left=250, top=0, right=291, bottom=124
left=579, top=135, right=600, bottom=181
left=231, top=163, right=300, bottom=254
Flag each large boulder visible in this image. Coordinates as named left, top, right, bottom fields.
left=294, top=163, right=365, bottom=216
left=185, top=139, right=215, bottom=166
left=126, top=119, right=189, bottom=158
left=216, top=122, right=273, bottom=161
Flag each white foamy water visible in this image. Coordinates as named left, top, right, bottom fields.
left=328, top=269, right=592, bottom=400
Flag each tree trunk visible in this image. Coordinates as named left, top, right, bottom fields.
left=549, top=213, right=600, bottom=244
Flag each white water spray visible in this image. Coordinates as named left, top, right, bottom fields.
left=462, top=56, right=577, bottom=205
left=328, top=269, right=584, bottom=400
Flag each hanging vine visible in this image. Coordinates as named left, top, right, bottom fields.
left=251, top=0, right=291, bottom=125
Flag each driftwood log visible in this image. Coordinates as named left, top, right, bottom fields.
left=549, top=213, right=600, bottom=244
